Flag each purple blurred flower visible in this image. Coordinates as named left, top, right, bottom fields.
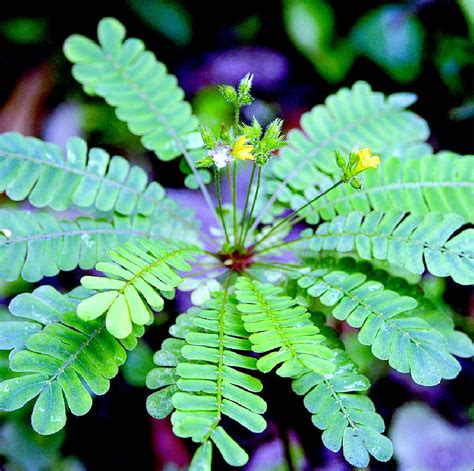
left=318, top=448, right=352, bottom=471
left=42, top=102, right=82, bottom=149
left=245, top=437, right=285, bottom=471
left=179, top=47, right=289, bottom=94
left=390, top=370, right=448, bottom=406
left=390, top=402, right=474, bottom=471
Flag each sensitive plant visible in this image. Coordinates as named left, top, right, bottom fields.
left=0, top=17, right=473, bottom=469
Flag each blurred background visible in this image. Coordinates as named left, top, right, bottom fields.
left=0, top=1, right=473, bottom=470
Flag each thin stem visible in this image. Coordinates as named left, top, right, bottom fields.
left=226, top=165, right=232, bottom=224
left=241, top=166, right=262, bottom=248
left=252, top=261, right=301, bottom=274
left=214, top=167, right=230, bottom=244
left=251, top=181, right=342, bottom=252
left=234, top=104, right=240, bottom=131
left=254, top=259, right=302, bottom=269
left=254, top=236, right=303, bottom=256
left=232, top=161, right=238, bottom=245
left=237, top=162, right=256, bottom=248
left=182, top=266, right=224, bottom=279
left=201, top=273, right=233, bottom=442
left=231, top=104, right=241, bottom=247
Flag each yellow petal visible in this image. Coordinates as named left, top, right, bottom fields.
left=231, top=136, right=255, bottom=160
left=353, top=148, right=381, bottom=174
left=358, top=148, right=371, bottom=160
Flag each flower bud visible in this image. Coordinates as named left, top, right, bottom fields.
left=200, top=125, right=216, bottom=149
left=334, top=150, right=346, bottom=170
left=350, top=177, right=362, bottom=190
left=218, top=85, right=238, bottom=105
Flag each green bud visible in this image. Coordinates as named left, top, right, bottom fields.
left=220, top=123, right=230, bottom=143
left=195, top=156, right=213, bottom=168
left=242, top=116, right=262, bottom=141
left=349, top=152, right=359, bottom=168
left=218, top=85, right=238, bottom=105
left=264, top=118, right=283, bottom=141
left=334, top=150, right=346, bottom=170
left=260, top=118, right=286, bottom=157
left=239, top=94, right=254, bottom=106
left=238, top=73, right=254, bottom=96
left=237, top=73, right=254, bottom=106
left=350, top=177, right=362, bottom=190
left=200, top=125, right=216, bottom=149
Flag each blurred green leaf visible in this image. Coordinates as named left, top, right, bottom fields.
left=121, top=340, right=155, bottom=387
left=81, top=103, right=142, bottom=149
left=234, top=16, right=261, bottom=42
left=342, top=331, right=386, bottom=381
left=450, top=100, right=474, bottom=121
left=128, top=0, right=192, bottom=46
left=0, top=278, right=31, bottom=299
left=436, top=36, right=474, bottom=92
left=0, top=418, right=85, bottom=471
left=1, top=17, right=47, bottom=44
left=351, top=5, right=425, bottom=83
left=193, top=86, right=233, bottom=134
left=282, top=0, right=354, bottom=82
left=458, top=0, right=474, bottom=39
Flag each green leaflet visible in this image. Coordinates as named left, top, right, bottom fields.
left=77, top=239, right=198, bottom=338
left=285, top=153, right=474, bottom=224
left=172, top=292, right=265, bottom=467
left=234, top=278, right=393, bottom=467
left=146, top=308, right=197, bottom=420
left=0, top=286, right=141, bottom=435
left=258, top=81, right=430, bottom=225
left=234, top=277, right=335, bottom=377
left=297, top=210, right=474, bottom=285
left=412, top=298, right=474, bottom=359
left=63, top=17, right=208, bottom=187
left=298, top=269, right=462, bottom=386
left=147, top=293, right=266, bottom=468
left=0, top=132, right=164, bottom=215
left=293, top=349, right=392, bottom=467
left=0, top=209, right=154, bottom=282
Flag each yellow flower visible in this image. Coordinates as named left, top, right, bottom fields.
left=353, top=148, right=380, bottom=174
left=231, top=136, right=255, bottom=161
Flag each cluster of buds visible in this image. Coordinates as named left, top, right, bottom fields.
left=335, top=147, right=381, bottom=189
left=240, top=117, right=286, bottom=166
left=196, top=74, right=286, bottom=170
left=218, top=72, right=255, bottom=108
left=196, top=129, right=256, bottom=169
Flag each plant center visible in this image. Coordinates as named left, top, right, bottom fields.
left=218, top=248, right=254, bottom=273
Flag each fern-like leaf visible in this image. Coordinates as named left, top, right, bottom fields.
left=293, top=346, right=392, bottom=467
left=77, top=239, right=198, bottom=338
left=0, top=209, right=157, bottom=282
left=148, top=291, right=267, bottom=468
left=146, top=310, right=194, bottom=420
left=412, top=298, right=474, bottom=359
left=0, top=133, right=164, bottom=215
left=297, top=210, right=474, bottom=285
left=298, top=269, right=461, bottom=386
left=288, top=153, right=474, bottom=224
left=0, top=286, right=141, bottom=435
left=234, top=277, right=335, bottom=377
left=63, top=18, right=208, bottom=190
left=234, top=278, right=392, bottom=467
left=256, top=81, right=429, bottom=227
left=174, top=291, right=266, bottom=467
